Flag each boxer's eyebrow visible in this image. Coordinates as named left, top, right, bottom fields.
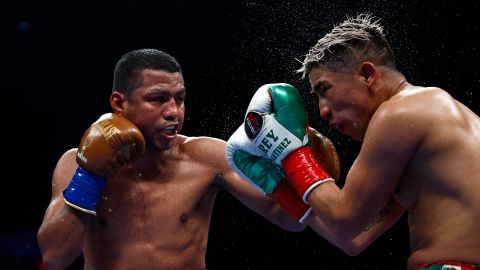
left=311, top=81, right=327, bottom=95
left=147, top=87, right=186, bottom=95
left=145, top=88, right=186, bottom=102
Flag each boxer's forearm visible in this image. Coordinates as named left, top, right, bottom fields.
left=306, top=182, right=371, bottom=240
left=307, top=183, right=340, bottom=230
left=308, top=198, right=404, bottom=256
left=38, top=205, right=90, bottom=270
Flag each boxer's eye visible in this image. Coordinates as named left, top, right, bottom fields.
left=311, top=83, right=330, bottom=97
left=145, top=91, right=171, bottom=103
left=150, top=95, right=169, bottom=103
left=174, top=94, right=186, bottom=105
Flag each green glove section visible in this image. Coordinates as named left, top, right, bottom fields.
left=269, top=84, right=309, bottom=143
left=232, top=149, right=284, bottom=194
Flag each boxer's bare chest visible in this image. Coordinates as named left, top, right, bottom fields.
left=89, top=154, right=219, bottom=242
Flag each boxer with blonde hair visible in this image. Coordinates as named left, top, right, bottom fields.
left=227, top=14, right=480, bottom=269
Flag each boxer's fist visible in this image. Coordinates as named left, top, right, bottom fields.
left=226, top=83, right=307, bottom=193
left=76, top=113, right=145, bottom=177
left=226, top=83, right=334, bottom=204
left=270, top=127, right=340, bottom=221
left=285, top=127, right=340, bottom=185
left=63, top=113, right=145, bottom=215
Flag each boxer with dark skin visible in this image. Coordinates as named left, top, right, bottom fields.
left=37, top=49, right=307, bottom=270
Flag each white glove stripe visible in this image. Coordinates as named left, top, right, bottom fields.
left=246, top=84, right=273, bottom=115
left=225, top=124, right=267, bottom=194
left=302, top=178, right=335, bottom=203
left=299, top=207, right=313, bottom=223
left=255, top=115, right=303, bottom=165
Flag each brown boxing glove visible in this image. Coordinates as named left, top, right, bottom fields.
left=305, top=127, right=340, bottom=181
left=76, top=113, right=145, bottom=177
left=63, top=113, right=145, bottom=215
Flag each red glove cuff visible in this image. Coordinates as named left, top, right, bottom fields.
left=282, top=146, right=334, bottom=202
left=269, top=181, right=312, bottom=222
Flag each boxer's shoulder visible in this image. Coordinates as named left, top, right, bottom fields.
left=376, top=86, right=453, bottom=129
left=56, top=148, right=78, bottom=169
left=181, top=135, right=227, bottom=161
left=183, top=135, right=226, bottom=147
left=63, top=148, right=78, bottom=158
left=389, top=86, right=447, bottom=109
left=53, top=148, right=80, bottom=186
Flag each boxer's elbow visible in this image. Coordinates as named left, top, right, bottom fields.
left=331, top=211, right=366, bottom=237
left=283, top=221, right=308, bottom=232
left=37, top=233, right=77, bottom=270
left=338, top=242, right=366, bottom=256
left=40, top=249, right=72, bottom=270
left=328, top=223, right=370, bottom=256
left=327, top=230, right=368, bottom=256
left=42, top=257, right=62, bottom=270
left=275, top=215, right=308, bottom=232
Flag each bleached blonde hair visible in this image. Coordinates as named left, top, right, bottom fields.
left=298, top=13, right=397, bottom=78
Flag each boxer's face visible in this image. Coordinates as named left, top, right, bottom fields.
left=123, top=69, right=186, bottom=150
left=309, top=65, right=374, bottom=141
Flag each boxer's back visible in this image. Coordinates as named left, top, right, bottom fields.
left=391, top=87, right=480, bottom=268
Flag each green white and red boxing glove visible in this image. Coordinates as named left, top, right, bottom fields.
left=226, top=83, right=334, bottom=211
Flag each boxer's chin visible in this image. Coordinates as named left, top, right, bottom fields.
left=153, top=133, right=177, bottom=151
left=156, top=140, right=174, bottom=151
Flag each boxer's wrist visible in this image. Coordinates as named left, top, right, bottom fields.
left=282, top=146, right=334, bottom=203
left=268, top=181, right=312, bottom=222
left=63, top=166, right=107, bottom=215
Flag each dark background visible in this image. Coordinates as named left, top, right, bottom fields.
left=3, top=0, right=480, bottom=269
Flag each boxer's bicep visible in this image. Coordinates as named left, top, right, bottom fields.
left=202, top=137, right=305, bottom=230
left=338, top=104, right=423, bottom=234
left=201, top=136, right=274, bottom=211
left=363, top=197, right=404, bottom=232
left=352, top=198, right=405, bottom=252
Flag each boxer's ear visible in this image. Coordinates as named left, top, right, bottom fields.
left=359, top=62, right=376, bottom=86
left=110, top=91, right=126, bottom=113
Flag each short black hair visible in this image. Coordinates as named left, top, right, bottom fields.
left=112, top=48, right=182, bottom=96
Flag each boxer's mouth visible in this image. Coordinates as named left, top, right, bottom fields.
left=329, top=121, right=340, bottom=130
left=329, top=121, right=346, bottom=134
left=159, top=124, right=178, bottom=136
